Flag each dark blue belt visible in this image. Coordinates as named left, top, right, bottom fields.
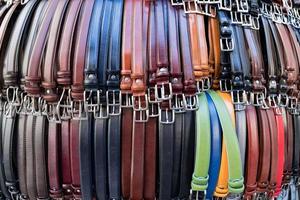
left=205, top=93, right=222, bottom=199
left=106, top=0, right=123, bottom=199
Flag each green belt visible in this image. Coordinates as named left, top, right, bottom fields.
left=191, top=92, right=211, bottom=191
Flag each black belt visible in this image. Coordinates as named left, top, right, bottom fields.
left=79, top=113, right=93, bottom=200
left=106, top=0, right=123, bottom=199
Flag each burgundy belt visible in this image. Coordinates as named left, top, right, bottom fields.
left=244, top=105, right=259, bottom=199
left=42, top=0, right=70, bottom=198
left=58, top=0, right=84, bottom=198
left=144, top=0, right=156, bottom=199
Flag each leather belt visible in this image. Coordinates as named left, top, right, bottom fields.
left=42, top=0, right=69, bottom=198
left=244, top=105, right=259, bottom=199
left=106, top=1, right=123, bottom=199
left=121, top=0, right=133, bottom=198
left=84, top=0, right=107, bottom=199
left=144, top=1, right=156, bottom=199
left=167, top=1, right=185, bottom=198
left=77, top=0, right=96, bottom=199
left=130, top=0, right=149, bottom=199
left=177, top=7, right=196, bottom=200
left=155, top=1, right=174, bottom=199
left=206, top=94, right=222, bottom=199
left=275, top=108, right=285, bottom=197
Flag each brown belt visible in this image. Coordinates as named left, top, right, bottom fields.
left=120, top=0, right=134, bottom=198
left=130, top=0, right=147, bottom=199
left=42, top=1, right=69, bottom=198
left=244, top=105, right=259, bottom=199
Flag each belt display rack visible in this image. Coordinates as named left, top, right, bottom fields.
left=0, top=0, right=299, bottom=199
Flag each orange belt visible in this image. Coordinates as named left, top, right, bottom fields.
left=214, top=92, right=236, bottom=197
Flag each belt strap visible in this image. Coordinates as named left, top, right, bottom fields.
left=275, top=108, right=285, bottom=197
left=167, top=1, right=184, bottom=198
left=206, top=94, right=222, bottom=199
left=144, top=1, right=156, bottom=199
left=266, top=108, right=279, bottom=197
left=244, top=105, right=259, bottom=199
left=177, top=8, right=196, bottom=199
left=107, top=1, right=123, bottom=199
left=42, top=1, right=69, bottom=198
left=283, top=112, right=294, bottom=184
left=76, top=0, right=95, bottom=199
left=120, top=0, right=133, bottom=198
left=191, top=93, right=210, bottom=198
left=130, top=0, right=147, bottom=199
left=84, top=0, right=106, bottom=199
left=256, top=108, right=271, bottom=194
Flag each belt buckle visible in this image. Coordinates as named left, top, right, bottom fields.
left=132, top=94, right=149, bottom=122
left=183, top=94, right=199, bottom=111
left=287, top=96, right=298, bottom=114
left=236, top=0, right=249, bottom=12
left=261, top=2, right=273, bottom=18
left=159, top=107, right=175, bottom=124
left=183, top=0, right=200, bottom=13
left=251, top=91, right=266, bottom=108
left=251, top=15, right=260, bottom=30
left=196, top=78, right=211, bottom=94
left=227, top=192, right=242, bottom=199
left=219, top=79, right=232, bottom=92
left=190, top=190, right=206, bottom=200
left=283, top=0, right=293, bottom=9
left=44, top=103, right=61, bottom=123
left=220, top=36, right=234, bottom=51
left=121, top=92, right=133, bottom=108
left=241, top=13, right=252, bottom=27
left=155, top=82, right=172, bottom=101
left=71, top=100, right=88, bottom=120
left=106, top=90, right=121, bottom=116
left=171, top=93, right=186, bottom=113
left=7, top=184, right=19, bottom=200
left=94, top=104, right=109, bottom=119
left=218, top=0, right=232, bottom=11
left=197, top=4, right=217, bottom=17
left=57, top=88, right=72, bottom=120
left=83, top=90, right=100, bottom=113
left=278, top=93, right=289, bottom=107
left=272, top=4, right=283, bottom=23
left=231, top=90, right=246, bottom=111
left=231, top=11, right=243, bottom=24
left=256, top=192, right=268, bottom=200
left=197, top=0, right=220, bottom=4
left=171, top=0, right=184, bottom=6
left=148, top=87, right=159, bottom=117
